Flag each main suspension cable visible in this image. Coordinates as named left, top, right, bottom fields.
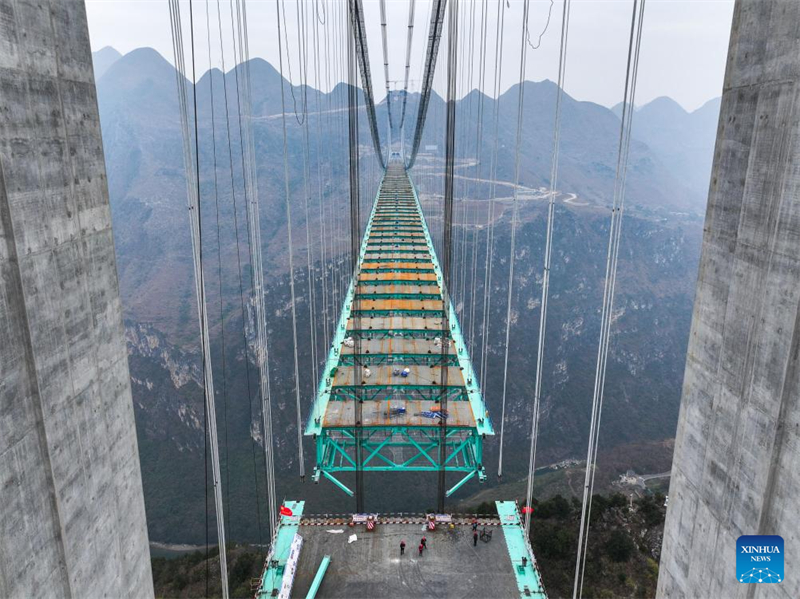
left=399, top=0, right=417, bottom=130
left=379, top=0, right=393, bottom=132
left=405, top=0, right=446, bottom=169
left=348, top=0, right=386, bottom=169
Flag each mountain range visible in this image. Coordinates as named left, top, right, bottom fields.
left=93, top=47, right=719, bottom=544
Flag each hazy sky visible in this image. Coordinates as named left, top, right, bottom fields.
left=86, top=0, right=734, bottom=112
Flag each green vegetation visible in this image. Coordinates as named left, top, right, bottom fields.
left=529, top=493, right=667, bottom=598
left=151, top=544, right=263, bottom=599
left=605, top=530, right=636, bottom=563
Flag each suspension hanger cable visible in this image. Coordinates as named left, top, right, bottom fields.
left=298, top=0, right=321, bottom=401
left=406, top=0, right=446, bottom=169
left=455, top=0, right=474, bottom=320
left=212, top=0, right=265, bottom=555
left=346, top=1, right=365, bottom=512
left=478, top=0, right=506, bottom=394
left=573, top=3, right=646, bottom=597
left=168, top=1, right=230, bottom=595
left=438, top=0, right=459, bottom=514
left=349, top=0, right=386, bottom=169
left=229, top=0, right=278, bottom=532
left=204, top=0, right=231, bottom=541
left=524, top=0, right=572, bottom=535
left=275, top=0, right=307, bottom=481
left=399, top=0, right=417, bottom=130
left=313, top=0, right=330, bottom=353
left=468, top=0, right=488, bottom=357
left=497, top=0, right=531, bottom=479
left=379, top=0, right=393, bottom=132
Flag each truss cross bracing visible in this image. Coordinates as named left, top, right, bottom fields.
left=306, top=160, right=493, bottom=497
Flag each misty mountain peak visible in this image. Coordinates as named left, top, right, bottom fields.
left=639, top=96, right=688, bottom=119
left=92, top=46, right=122, bottom=80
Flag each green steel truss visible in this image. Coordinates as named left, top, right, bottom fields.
left=306, top=162, right=493, bottom=497
left=315, top=428, right=483, bottom=497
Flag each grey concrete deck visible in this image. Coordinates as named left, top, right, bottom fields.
left=291, top=523, right=519, bottom=599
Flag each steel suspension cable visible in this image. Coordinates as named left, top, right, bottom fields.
left=313, top=0, right=330, bottom=353
left=275, top=0, right=306, bottom=481
left=235, top=0, right=279, bottom=531
left=213, top=0, right=265, bottom=554
left=379, top=0, right=393, bottom=132
left=524, top=0, right=572, bottom=535
left=468, top=0, right=488, bottom=357
left=437, top=0, right=459, bottom=514
left=298, top=0, right=321, bottom=399
left=204, top=0, right=231, bottom=538
left=497, top=0, right=531, bottom=479
left=399, top=0, right=417, bottom=130
left=573, top=3, right=646, bottom=597
left=348, top=0, right=385, bottom=169
left=168, top=1, right=230, bottom=595
left=224, top=0, right=278, bottom=533
left=478, top=0, right=506, bottom=393
left=346, top=6, right=365, bottom=511
left=405, top=0, right=447, bottom=169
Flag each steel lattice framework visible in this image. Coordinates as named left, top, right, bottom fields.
left=306, top=160, right=493, bottom=497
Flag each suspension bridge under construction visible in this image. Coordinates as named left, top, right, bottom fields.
left=306, top=160, right=492, bottom=500
left=247, top=161, right=544, bottom=597
left=3, top=0, right=800, bottom=599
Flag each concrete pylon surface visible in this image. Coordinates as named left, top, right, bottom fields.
left=658, top=1, right=800, bottom=597
left=0, top=1, right=153, bottom=597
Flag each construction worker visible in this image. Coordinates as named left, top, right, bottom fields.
left=473, top=531, right=478, bottom=547
left=400, top=540, right=406, bottom=555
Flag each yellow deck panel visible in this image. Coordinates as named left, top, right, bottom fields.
left=355, top=284, right=441, bottom=295
left=361, top=261, right=434, bottom=270
left=355, top=298, right=444, bottom=311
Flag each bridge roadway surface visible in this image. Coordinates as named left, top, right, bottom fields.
left=306, top=161, right=492, bottom=494
left=256, top=501, right=546, bottom=598
left=291, top=522, right=520, bottom=598
left=308, top=160, right=491, bottom=434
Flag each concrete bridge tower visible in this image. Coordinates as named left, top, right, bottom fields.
left=659, top=1, right=800, bottom=597
left=0, top=1, right=153, bottom=596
